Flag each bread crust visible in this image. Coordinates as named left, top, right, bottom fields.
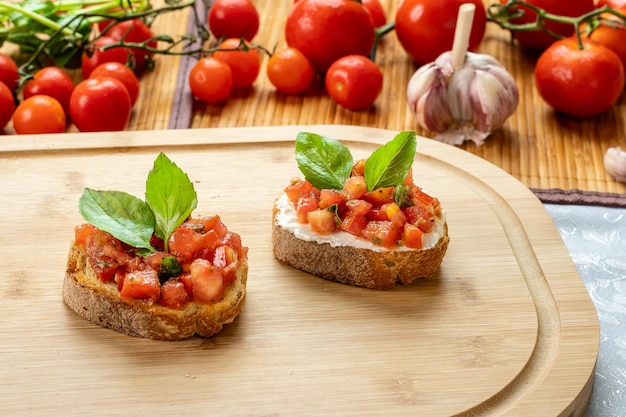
left=63, top=242, right=247, bottom=341
left=272, top=205, right=449, bottom=290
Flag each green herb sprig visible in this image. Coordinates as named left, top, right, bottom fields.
left=294, top=131, right=417, bottom=192
left=78, top=152, right=197, bottom=254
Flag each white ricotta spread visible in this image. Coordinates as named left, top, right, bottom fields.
left=274, top=192, right=446, bottom=252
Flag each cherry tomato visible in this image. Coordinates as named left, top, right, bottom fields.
left=498, top=0, right=595, bottom=50
left=325, top=55, right=383, bottom=111
left=22, top=67, right=75, bottom=118
left=581, top=9, right=626, bottom=70
left=69, top=77, right=132, bottom=132
left=213, top=38, right=261, bottom=88
left=0, top=53, right=19, bottom=92
left=90, top=62, right=140, bottom=106
left=267, top=47, right=315, bottom=94
left=207, top=0, right=260, bottom=41
left=0, top=82, right=15, bottom=129
left=13, top=95, right=66, bottom=134
left=362, top=0, right=386, bottom=28
left=81, top=36, right=131, bottom=78
left=189, top=57, right=233, bottom=103
left=285, top=0, right=375, bottom=73
left=103, top=19, right=156, bottom=70
left=396, top=0, right=487, bottom=64
left=534, top=37, right=625, bottom=117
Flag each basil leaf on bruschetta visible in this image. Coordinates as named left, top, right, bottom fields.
left=146, top=152, right=197, bottom=251
left=295, top=132, right=353, bottom=190
left=364, top=131, right=416, bottom=191
left=79, top=188, right=156, bottom=251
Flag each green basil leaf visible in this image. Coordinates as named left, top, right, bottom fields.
left=145, top=153, right=197, bottom=248
left=78, top=188, right=155, bottom=251
left=295, top=132, right=353, bottom=190
left=364, top=131, right=417, bottom=191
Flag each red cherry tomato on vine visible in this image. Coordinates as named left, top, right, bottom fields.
left=325, top=55, right=383, bottom=111
left=189, top=57, right=233, bottom=103
left=13, top=95, right=66, bottom=134
left=90, top=62, right=140, bottom=106
left=581, top=9, right=626, bottom=70
left=285, top=0, right=375, bottom=73
left=103, top=19, right=156, bottom=70
left=395, top=0, right=487, bottom=65
left=534, top=37, right=625, bottom=118
left=498, top=0, right=595, bottom=50
left=267, top=47, right=315, bottom=94
left=0, top=82, right=15, bottom=129
left=213, top=38, right=261, bottom=88
left=23, top=67, right=75, bottom=117
left=81, top=36, right=130, bottom=78
left=208, top=0, right=260, bottom=41
left=362, top=0, right=386, bottom=28
left=69, top=77, right=132, bottom=132
left=0, top=53, right=19, bottom=91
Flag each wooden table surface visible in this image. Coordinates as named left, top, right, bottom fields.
left=2, top=0, right=626, bottom=200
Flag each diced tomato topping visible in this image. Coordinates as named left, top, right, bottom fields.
left=366, top=207, right=388, bottom=221
left=403, top=224, right=424, bottom=249
left=158, top=279, right=189, bottom=309
left=284, top=179, right=314, bottom=203
left=119, top=269, right=161, bottom=302
left=74, top=223, right=97, bottom=246
left=411, top=186, right=435, bottom=207
left=339, top=211, right=368, bottom=236
left=75, top=224, right=126, bottom=282
left=296, top=195, right=318, bottom=224
left=168, top=227, right=196, bottom=261
left=363, top=186, right=395, bottom=206
left=307, top=209, right=337, bottom=234
left=362, top=220, right=403, bottom=249
left=343, top=176, right=367, bottom=200
left=351, top=159, right=366, bottom=177
left=404, top=167, right=414, bottom=186
left=381, top=202, right=407, bottom=227
left=318, top=189, right=345, bottom=209
left=190, top=259, right=224, bottom=303
left=144, top=251, right=169, bottom=271
left=222, top=231, right=245, bottom=256
left=221, top=261, right=240, bottom=286
left=404, top=205, right=434, bottom=233
left=213, top=244, right=237, bottom=268
left=345, top=199, right=373, bottom=216
left=178, top=272, right=193, bottom=297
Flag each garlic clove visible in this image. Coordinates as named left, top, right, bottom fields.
left=604, top=146, right=626, bottom=183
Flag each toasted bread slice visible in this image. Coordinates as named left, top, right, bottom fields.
left=63, top=242, right=247, bottom=341
left=272, top=203, right=449, bottom=290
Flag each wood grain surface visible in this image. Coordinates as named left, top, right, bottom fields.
left=0, top=125, right=598, bottom=416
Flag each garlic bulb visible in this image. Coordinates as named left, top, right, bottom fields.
left=406, top=51, right=519, bottom=146
left=604, top=146, right=626, bottom=183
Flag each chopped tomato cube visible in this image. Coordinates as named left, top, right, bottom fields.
left=381, top=202, right=407, bottom=227
left=168, top=227, right=196, bottom=262
left=159, top=278, right=189, bottom=309
left=284, top=179, right=313, bottom=203
left=307, top=209, right=337, bottom=234
left=343, top=176, right=367, bottom=200
left=221, top=231, right=246, bottom=258
left=404, top=205, right=434, bottom=233
left=178, top=272, right=193, bottom=297
left=352, top=159, right=366, bottom=177
left=120, top=269, right=161, bottom=301
left=366, top=207, right=388, bottom=221
left=190, top=259, right=224, bottom=303
left=221, top=261, right=240, bottom=286
left=345, top=199, right=373, bottom=216
left=74, top=223, right=97, bottom=246
left=318, top=189, right=345, bottom=209
left=362, top=220, right=402, bottom=249
left=411, top=186, right=435, bottom=207
left=339, top=212, right=368, bottom=236
left=296, top=195, right=318, bottom=224
left=363, top=187, right=395, bottom=206
left=213, top=244, right=237, bottom=268
left=403, top=224, right=424, bottom=249
left=403, top=167, right=414, bottom=186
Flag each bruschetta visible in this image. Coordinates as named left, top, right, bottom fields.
left=272, top=131, right=449, bottom=290
left=63, top=153, right=248, bottom=340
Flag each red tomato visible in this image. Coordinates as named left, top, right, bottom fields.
left=159, top=279, right=189, bottom=309
left=189, top=57, right=233, bottom=103
left=362, top=0, right=386, bottom=28
left=396, top=0, right=487, bottom=64
left=307, top=209, right=337, bottom=234
left=0, top=82, right=15, bottom=129
left=190, top=259, right=224, bottom=302
left=498, top=0, right=595, bottom=50
left=22, top=67, right=75, bottom=117
left=103, top=19, right=156, bottom=70
left=0, top=53, right=19, bottom=91
left=581, top=10, right=626, bottom=70
left=325, top=55, right=383, bottom=111
left=213, top=38, right=261, bottom=88
left=207, top=0, right=260, bottom=41
left=90, top=62, right=140, bottom=106
left=403, top=224, right=424, bottom=249
left=362, top=220, right=402, bottom=249
left=596, top=0, right=626, bottom=7
left=267, top=47, right=315, bottom=94
left=69, top=77, right=132, bottom=132
left=12, top=95, right=66, bottom=134
left=285, top=0, right=376, bottom=73
left=81, top=36, right=130, bottom=78
left=534, top=37, right=625, bottom=117
left=120, top=269, right=161, bottom=301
